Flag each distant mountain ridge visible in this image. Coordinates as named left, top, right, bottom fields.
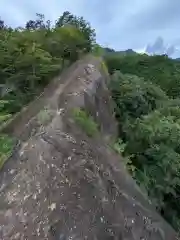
left=102, top=47, right=136, bottom=56
left=102, top=46, right=180, bottom=60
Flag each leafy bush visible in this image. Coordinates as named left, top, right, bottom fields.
left=0, top=12, right=95, bottom=126
left=105, top=53, right=180, bottom=98
left=113, top=138, right=126, bottom=154
left=110, top=71, right=168, bottom=121
left=113, top=138, right=136, bottom=175
left=0, top=100, right=12, bottom=124
left=72, top=108, right=98, bottom=137
left=109, top=67, right=180, bottom=230
left=55, top=11, right=96, bottom=52
left=123, top=108, right=180, bottom=229
left=0, top=135, right=14, bottom=169
left=0, top=12, right=96, bottom=169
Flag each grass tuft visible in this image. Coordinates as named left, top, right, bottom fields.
left=37, top=107, right=52, bottom=125
left=72, top=108, right=98, bottom=137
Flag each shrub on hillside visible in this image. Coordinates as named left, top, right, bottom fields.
left=0, top=12, right=96, bottom=124
left=105, top=53, right=180, bottom=98
left=109, top=70, right=180, bottom=230
left=110, top=71, right=168, bottom=121
left=123, top=108, right=180, bottom=230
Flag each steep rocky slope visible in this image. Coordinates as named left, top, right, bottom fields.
left=0, top=55, right=177, bottom=239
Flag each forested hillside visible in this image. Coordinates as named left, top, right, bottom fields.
left=1, top=11, right=180, bottom=233
left=0, top=11, right=96, bottom=175
left=0, top=11, right=95, bottom=126
left=104, top=52, right=180, bottom=231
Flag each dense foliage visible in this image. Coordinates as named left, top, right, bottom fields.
left=107, top=53, right=180, bottom=230
left=105, top=53, right=180, bottom=98
left=0, top=11, right=95, bottom=125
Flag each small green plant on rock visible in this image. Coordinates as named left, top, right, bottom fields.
left=113, top=138, right=136, bottom=176
left=72, top=108, right=98, bottom=137
left=101, top=61, right=108, bottom=74
left=37, top=107, right=52, bottom=125
left=113, top=138, right=126, bottom=154
left=0, top=135, right=14, bottom=169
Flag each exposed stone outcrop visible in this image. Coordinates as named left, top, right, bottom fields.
left=0, top=55, right=178, bottom=239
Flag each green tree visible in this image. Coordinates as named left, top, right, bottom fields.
left=56, top=11, right=96, bottom=52
left=123, top=108, right=180, bottom=230
left=109, top=69, right=180, bottom=230
left=25, top=13, right=51, bottom=30
left=105, top=53, right=180, bottom=98
left=0, top=11, right=95, bottom=125
left=110, top=71, right=168, bottom=121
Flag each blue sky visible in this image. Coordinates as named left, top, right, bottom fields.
left=1, top=0, right=180, bottom=57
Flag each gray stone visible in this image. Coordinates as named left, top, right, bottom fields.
left=0, top=55, right=177, bottom=239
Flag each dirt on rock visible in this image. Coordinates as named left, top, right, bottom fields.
left=0, top=55, right=178, bottom=239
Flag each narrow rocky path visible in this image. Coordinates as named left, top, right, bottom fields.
left=0, top=56, right=177, bottom=239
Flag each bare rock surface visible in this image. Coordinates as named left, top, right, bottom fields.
left=0, top=55, right=178, bottom=239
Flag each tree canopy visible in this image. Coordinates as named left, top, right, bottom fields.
left=0, top=12, right=95, bottom=124
left=106, top=52, right=180, bottom=231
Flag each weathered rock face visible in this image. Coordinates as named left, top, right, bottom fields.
left=0, top=56, right=178, bottom=239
